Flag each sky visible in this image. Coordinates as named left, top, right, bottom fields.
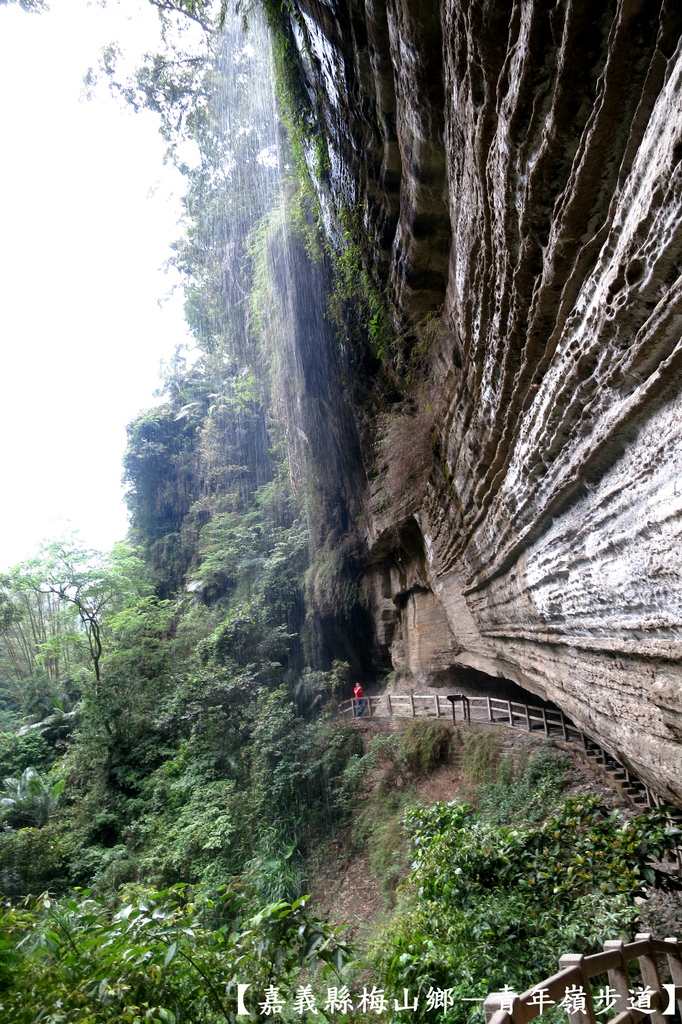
left=0, top=0, right=197, bottom=571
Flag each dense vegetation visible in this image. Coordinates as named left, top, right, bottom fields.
left=374, top=774, right=679, bottom=1019
left=0, top=0, right=681, bottom=1020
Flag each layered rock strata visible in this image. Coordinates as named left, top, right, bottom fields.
left=282, top=0, right=682, bottom=806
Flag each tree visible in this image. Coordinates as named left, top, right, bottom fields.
left=0, top=0, right=226, bottom=21
left=146, top=0, right=229, bottom=32
left=0, top=0, right=49, bottom=12
left=0, top=767, right=64, bottom=828
left=0, top=582, right=84, bottom=718
left=9, top=533, right=148, bottom=689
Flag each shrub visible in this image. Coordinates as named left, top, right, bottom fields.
left=477, top=747, right=570, bottom=824
left=0, top=886, right=352, bottom=1021
left=0, top=732, right=57, bottom=779
left=398, top=720, right=452, bottom=776
left=371, top=798, right=682, bottom=1022
left=460, top=729, right=499, bottom=785
left=0, top=824, right=68, bottom=896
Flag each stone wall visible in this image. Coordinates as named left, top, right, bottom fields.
left=281, top=0, right=682, bottom=806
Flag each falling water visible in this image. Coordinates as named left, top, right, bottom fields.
left=191, top=8, right=311, bottom=496
left=185, top=6, right=370, bottom=671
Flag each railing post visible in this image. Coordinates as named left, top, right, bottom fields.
left=560, top=712, right=568, bottom=740
left=558, top=954, right=597, bottom=1024
left=386, top=693, right=392, bottom=715
left=634, top=933, right=666, bottom=1024
left=524, top=703, right=531, bottom=731
left=409, top=693, right=415, bottom=717
left=507, top=700, right=513, bottom=726
left=541, top=707, right=548, bottom=735
left=487, top=695, right=492, bottom=722
left=603, top=939, right=634, bottom=1013
left=435, top=694, right=441, bottom=718
left=663, top=938, right=682, bottom=1018
left=483, top=993, right=518, bottom=1024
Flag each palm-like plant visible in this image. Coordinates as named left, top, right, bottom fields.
left=0, top=767, right=65, bottom=828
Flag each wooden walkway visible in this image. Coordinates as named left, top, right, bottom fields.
left=339, top=692, right=680, bottom=819
left=342, top=696, right=682, bottom=1010
left=484, top=932, right=682, bottom=1024
left=341, top=692, right=578, bottom=738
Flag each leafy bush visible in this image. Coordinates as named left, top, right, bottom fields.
left=399, top=720, right=452, bottom=776
left=477, top=747, right=570, bottom=824
left=371, top=798, right=682, bottom=1023
left=0, top=886, right=352, bottom=1022
left=336, top=749, right=377, bottom=809
left=0, top=767, right=65, bottom=828
left=0, top=824, right=68, bottom=896
left=0, top=732, right=57, bottom=778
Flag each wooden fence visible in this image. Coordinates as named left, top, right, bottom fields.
left=338, top=692, right=682, bottom=839
left=484, top=933, right=682, bottom=1024
left=341, top=692, right=583, bottom=738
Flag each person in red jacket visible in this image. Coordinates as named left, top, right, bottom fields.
left=353, top=683, right=367, bottom=717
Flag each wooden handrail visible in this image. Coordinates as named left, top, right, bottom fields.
left=336, top=692, right=682, bottom=856
left=484, top=934, right=682, bottom=1024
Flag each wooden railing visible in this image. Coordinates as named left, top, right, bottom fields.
left=339, top=694, right=674, bottom=810
left=338, top=692, right=682, bottom=855
left=339, top=692, right=586, bottom=739
left=484, top=933, right=682, bottom=1024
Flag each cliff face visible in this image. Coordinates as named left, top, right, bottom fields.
left=280, top=0, right=682, bottom=806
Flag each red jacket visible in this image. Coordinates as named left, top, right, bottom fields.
left=353, top=684, right=364, bottom=700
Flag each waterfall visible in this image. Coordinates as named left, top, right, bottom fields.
left=169, top=4, right=370, bottom=672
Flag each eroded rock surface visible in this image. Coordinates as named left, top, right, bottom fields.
left=281, top=0, right=682, bottom=805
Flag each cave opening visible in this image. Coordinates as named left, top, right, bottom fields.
left=433, top=665, right=558, bottom=711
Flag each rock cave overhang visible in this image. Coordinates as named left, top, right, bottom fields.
left=281, top=0, right=682, bottom=808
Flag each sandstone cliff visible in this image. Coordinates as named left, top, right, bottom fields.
left=275, top=0, right=682, bottom=807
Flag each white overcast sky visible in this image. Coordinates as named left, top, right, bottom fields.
left=0, top=0, right=196, bottom=571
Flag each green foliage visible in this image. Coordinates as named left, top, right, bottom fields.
left=0, top=731, right=56, bottom=779
left=340, top=723, right=453, bottom=903
left=0, top=824, right=68, bottom=897
left=305, top=539, right=367, bottom=619
left=123, top=360, right=275, bottom=596
left=146, top=0, right=229, bottom=32
left=372, top=795, right=682, bottom=1022
left=327, top=213, right=393, bottom=359
left=0, top=575, right=86, bottom=720
left=123, top=403, right=200, bottom=586
left=247, top=690, right=362, bottom=890
left=0, top=767, right=65, bottom=828
left=460, top=729, right=500, bottom=785
left=139, top=777, right=243, bottom=887
left=27, top=659, right=360, bottom=898
left=398, top=721, right=452, bottom=776
left=258, top=0, right=397, bottom=366
left=8, top=534, right=150, bottom=688
left=351, top=722, right=452, bottom=796
left=0, top=886, right=351, bottom=1022
left=93, top=595, right=175, bottom=743
left=477, top=747, right=570, bottom=824
left=259, top=0, right=320, bottom=182
left=362, top=793, right=415, bottom=902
